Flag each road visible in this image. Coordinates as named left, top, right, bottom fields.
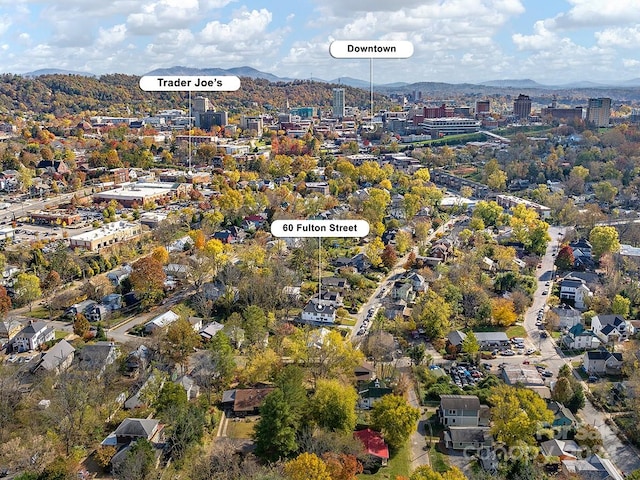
left=520, top=225, right=640, bottom=475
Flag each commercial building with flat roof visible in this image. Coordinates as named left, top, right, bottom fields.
left=420, top=118, right=481, bottom=138
left=69, top=221, right=143, bottom=252
left=495, top=194, right=551, bottom=219
left=93, top=182, right=191, bottom=208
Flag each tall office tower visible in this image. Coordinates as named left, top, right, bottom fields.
left=192, top=96, right=212, bottom=127
left=332, top=88, right=345, bottom=118
left=475, top=100, right=490, bottom=115
left=587, top=98, right=611, bottom=127
left=513, top=94, right=532, bottom=119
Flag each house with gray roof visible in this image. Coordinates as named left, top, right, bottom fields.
left=443, top=426, right=493, bottom=451
left=11, top=321, right=55, bottom=352
left=76, top=341, right=120, bottom=378
left=30, top=339, right=75, bottom=374
left=583, top=350, right=623, bottom=376
left=438, top=394, right=489, bottom=427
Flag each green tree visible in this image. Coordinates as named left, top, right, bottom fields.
left=112, top=439, right=157, bottom=480
left=589, top=225, right=620, bottom=260
left=461, top=331, right=480, bottom=355
left=310, top=379, right=358, bottom=432
left=163, top=317, right=201, bottom=373
left=73, top=314, right=90, bottom=337
left=413, top=290, right=452, bottom=339
left=14, top=273, right=41, bottom=311
left=166, top=404, right=206, bottom=461
left=473, top=200, right=503, bottom=227
left=551, top=376, right=574, bottom=405
left=254, top=389, right=299, bottom=461
left=370, top=394, right=420, bottom=451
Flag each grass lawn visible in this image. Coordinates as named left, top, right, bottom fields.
left=55, top=330, right=69, bottom=340
left=337, top=317, right=357, bottom=327
left=27, top=306, right=57, bottom=320
left=429, top=448, right=449, bottom=473
left=225, top=418, right=256, bottom=439
left=506, top=325, right=527, bottom=338
left=358, top=443, right=410, bottom=480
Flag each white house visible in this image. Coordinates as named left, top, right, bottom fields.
left=562, top=324, right=601, bottom=351
left=11, top=321, right=55, bottom=352
left=301, top=300, right=336, bottom=324
left=144, top=310, right=179, bottom=334
left=559, top=277, right=593, bottom=310
left=591, top=314, right=634, bottom=343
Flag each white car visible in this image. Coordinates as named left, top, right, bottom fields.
left=525, top=348, right=536, bottom=355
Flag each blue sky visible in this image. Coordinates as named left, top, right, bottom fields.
left=1, top=0, right=639, bottom=85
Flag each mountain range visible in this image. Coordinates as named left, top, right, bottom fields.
left=20, top=65, right=640, bottom=92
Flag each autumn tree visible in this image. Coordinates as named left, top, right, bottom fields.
left=310, top=379, right=358, bottom=432
left=284, top=452, right=331, bottom=480
left=13, top=272, right=41, bottom=311
left=130, top=256, right=166, bottom=308
left=370, top=394, right=420, bottom=451
left=163, top=317, right=201, bottom=373
left=611, top=294, right=631, bottom=317
left=151, top=245, right=169, bottom=265
left=489, top=384, right=553, bottom=446
left=490, top=297, right=518, bottom=327
left=589, top=225, right=620, bottom=260
left=322, top=452, right=363, bottom=480
left=0, top=286, right=11, bottom=319
left=380, top=244, right=398, bottom=269
left=412, top=290, right=452, bottom=339
left=555, top=245, right=575, bottom=271
left=73, top=314, right=90, bottom=337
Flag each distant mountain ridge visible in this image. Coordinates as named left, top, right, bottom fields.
left=23, top=68, right=95, bottom=77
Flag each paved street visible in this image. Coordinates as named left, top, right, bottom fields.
left=520, top=225, right=640, bottom=475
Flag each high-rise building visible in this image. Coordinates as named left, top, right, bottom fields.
left=332, top=88, right=345, bottom=118
left=475, top=100, right=490, bottom=116
left=513, top=94, right=531, bottom=120
left=587, top=98, right=611, bottom=127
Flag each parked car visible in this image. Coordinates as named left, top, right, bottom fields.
left=542, top=370, right=553, bottom=378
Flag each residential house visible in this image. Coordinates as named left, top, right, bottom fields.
left=443, top=427, right=493, bottom=451
left=177, top=375, right=200, bottom=400
left=583, top=350, right=623, bottom=376
left=405, top=272, right=428, bottom=293
left=221, top=387, right=275, bottom=417
left=300, top=299, right=336, bottom=324
left=391, top=280, right=414, bottom=303
left=546, top=401, right=577, bottom=439
left=102, top=417, right=164, bottom=448
left=76, top=341, right=120, bottom=378
left=199, top=321, right=224, bottom=341
left=562, top=454, right=624, bottom=480
left=354, top=361, right=376, bottom=384
left=569, top=238, right=595, bottom=270
left=124, top=373, right=163, bottom=410
left=144, top=310, right=179, bottom=334
left=124, top=345, right=150, bottom=378
left=446, top=330, right=467, bottom=352
left=354, top=429, right=389, bottom=467
left=358, top=379, right=393, bottom=410
left=11, top=321, right=55, bottom=352
left=438, top=395, right=489, bottom=427
left=30, top=339, right=75, bottom=375
left=164, top=263, right=189, bottom=280
left=540, top=439, right=582, bottom=461
left=562, top=324, right=602, bottom=351
left=591, top=314, right=634, bottom=343
left=188, top=317, right=203, bottom=332
left=552, top=304, right=583, bottom=330
left=559, top=276, right=593, bottom=310
left=106, top=265, right=132, bottom=286
left=318, top=289, right=343, bottom=308
left=321, top=276, right=348, bottom=292
left=36, top=160, right=70, bottom=175
left=64, top=299, right=97, bottom=319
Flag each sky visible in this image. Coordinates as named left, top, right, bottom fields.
left=1, top=0, right=639, bottom=85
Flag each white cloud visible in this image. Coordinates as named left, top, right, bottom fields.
left=199, top=8, right=272, bottom=42
left=622, top=58, right=640, bottom=68
left=512, top=20, right=558, bottom=50
left=97, top=24, right=127, bottom=47
left=127, top=0, right=200, bottom=35
left=545, top=0, right=640, bottom=30
left=596, top=26, right=640, bottom=48
left=0, top=15, right=11, bottom=36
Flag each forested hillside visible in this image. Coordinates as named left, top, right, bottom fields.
left=0, top=74, right=384, bottom=116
